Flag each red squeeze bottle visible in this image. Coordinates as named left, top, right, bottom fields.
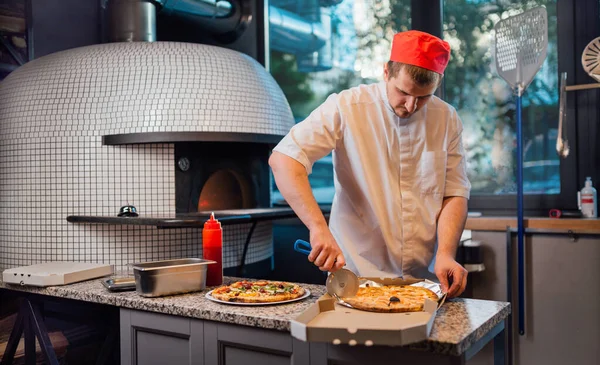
left=203, top=212, right=223, bottom=286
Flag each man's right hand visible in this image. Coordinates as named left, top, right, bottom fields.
left=269, top=152, right=345, bottom=272
left=307, top=228, right=345, bottom=272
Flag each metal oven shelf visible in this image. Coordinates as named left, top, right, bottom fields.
left=102, top=132, right=283, bottom=145
left=65, top=207, right=319, bottom=227
left=67, top=206, right=331, bottom=277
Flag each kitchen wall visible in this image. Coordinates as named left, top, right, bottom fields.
left=30, top=0, right=102, bottom=59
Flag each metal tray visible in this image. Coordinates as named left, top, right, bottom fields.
left=102, top=277, right=136, bottom=292
left=131, top=258, right=216, bottom=298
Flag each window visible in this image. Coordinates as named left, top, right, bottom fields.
left=268, top=0, right=588, bottom=213
left=443, top=0, right=560, bottom=196
left=269, top=0, right=411, bottom=204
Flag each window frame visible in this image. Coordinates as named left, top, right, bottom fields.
left=413, top=0, right=598, bottom=216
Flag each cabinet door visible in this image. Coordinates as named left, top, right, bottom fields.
left=514, top=233, right=600, bottom=365
left=470, top=232, right=600, bottom=365
left=204, top=321, right=309, bottom=365
left=120, top=308, right=204, bottom=365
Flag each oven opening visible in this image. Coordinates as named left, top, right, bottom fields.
left=198, top=169, right=255, bottom=211
left=175, top=142, right=270, bottom=214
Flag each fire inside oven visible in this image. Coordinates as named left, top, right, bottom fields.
left=175, top=142, right=271, bottom=213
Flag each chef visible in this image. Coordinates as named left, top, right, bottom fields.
left=269, top=30, right=471, bottom=298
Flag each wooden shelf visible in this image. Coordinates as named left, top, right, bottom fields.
left=465, top=216, right=600, bottom=234
left=565, top=82, right=600, bottom=92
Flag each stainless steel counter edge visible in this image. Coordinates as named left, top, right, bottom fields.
left=0, top=276, right=510, bottom=356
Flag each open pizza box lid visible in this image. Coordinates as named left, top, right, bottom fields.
left=290, top=277, right=447, bottom=347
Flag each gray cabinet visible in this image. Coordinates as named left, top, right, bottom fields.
left=469, top=231, right=600, bottom=365
left=204, top=321, right=309, bottom=365
left=120, top=309, right=204, bottom=365
left=120, top=309, right=309, bottom=365
left=120, top=308, right=485, bottom=365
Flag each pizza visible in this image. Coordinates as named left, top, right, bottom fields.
left=210, top=280, right=306, bottom=303
left=341, top=284, right=439, bottom=313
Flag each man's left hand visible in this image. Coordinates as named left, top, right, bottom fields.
left=434, top=254, right=468, bottom=298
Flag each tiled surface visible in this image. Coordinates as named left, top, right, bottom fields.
left=0, top=276, right=511, bottom=356
left=0, top=42, right=293, bottom=137
left=0, top=42, right=294, bottom=271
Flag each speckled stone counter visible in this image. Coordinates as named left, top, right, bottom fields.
left=0, top=276, right=510, bottom=356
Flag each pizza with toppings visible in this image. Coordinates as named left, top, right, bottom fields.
left=210, top=280, right=306, bottom=303
left=341, top=284, right=439, bottom=313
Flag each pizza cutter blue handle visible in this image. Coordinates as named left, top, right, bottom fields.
left=294, top=239, right=312, bottom=256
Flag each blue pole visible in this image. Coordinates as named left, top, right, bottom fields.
left=516, top=94, right=525, bottom=336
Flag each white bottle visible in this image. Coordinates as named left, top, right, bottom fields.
left=578, top=177, right=598, bottom=218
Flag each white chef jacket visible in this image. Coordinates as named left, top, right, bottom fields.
left=273, top=81, right=471, bottom=279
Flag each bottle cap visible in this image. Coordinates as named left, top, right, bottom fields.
left=204, top=212, right=221, bottom=230
left=585, top=177, right=593, bottom=188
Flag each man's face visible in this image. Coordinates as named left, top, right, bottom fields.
left=384, top=65, right=439, bottom=118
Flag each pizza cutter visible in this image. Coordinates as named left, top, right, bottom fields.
left=293, top=239, right=360, bottom=299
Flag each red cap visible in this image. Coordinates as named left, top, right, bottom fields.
left=204, top=212, right=221, bottom=230
left=390, top=30, right=451, bottom=75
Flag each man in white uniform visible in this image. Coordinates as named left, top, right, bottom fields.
left=269, top=30, right=471, bottom=298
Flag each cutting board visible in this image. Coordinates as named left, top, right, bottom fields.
left=2, top=262, right=113, bottom=287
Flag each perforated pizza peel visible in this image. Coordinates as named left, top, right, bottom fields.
left=494, top=6, right=548, bottom=337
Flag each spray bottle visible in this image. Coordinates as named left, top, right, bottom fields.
left=578, top=177, right=598, bottom=218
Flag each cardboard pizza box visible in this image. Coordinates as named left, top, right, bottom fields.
left=290, top=277, right=446, bottom=346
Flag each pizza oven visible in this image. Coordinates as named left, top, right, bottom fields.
left=0, top=0, right=296, bottom=274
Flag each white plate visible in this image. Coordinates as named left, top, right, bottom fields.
left=205, top=288, right=311, bottom=306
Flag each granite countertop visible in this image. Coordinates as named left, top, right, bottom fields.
left=0, top=276, right=510, bottom=356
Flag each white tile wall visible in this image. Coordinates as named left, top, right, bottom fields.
left=0, top=42, right=294, bottom=271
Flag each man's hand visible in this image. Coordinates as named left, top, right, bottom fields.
left=434, top=254, right=468, bottom=298
left=307, top=228, right=345, bottom=272
left=269, top=152, right=344, bottom=272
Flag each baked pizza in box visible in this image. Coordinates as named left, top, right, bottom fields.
left=290, top=278, right=446, bottom=346
left=341, top=278, right=445, bottom=313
